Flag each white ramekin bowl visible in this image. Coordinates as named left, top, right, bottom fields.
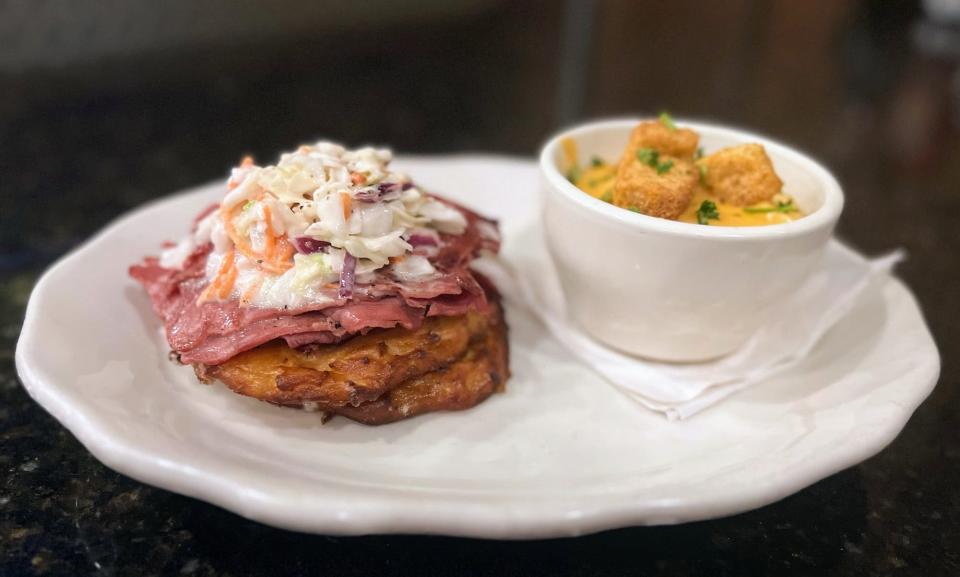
left=539, top=118, right=844, bottom=362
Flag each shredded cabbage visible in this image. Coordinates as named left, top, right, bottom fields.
left=186, top=140, right=464, bottom=306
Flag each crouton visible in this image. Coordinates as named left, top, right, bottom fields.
left=626, top=120, right=700, bottom=159
left=698, top=144, right=783, bottom=206
left=613, top=148, right=698, bottom=219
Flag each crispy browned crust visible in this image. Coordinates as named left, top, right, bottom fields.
left=194, top=299, right=509, bottom=425
left=331, top=303, right=509, bottom=424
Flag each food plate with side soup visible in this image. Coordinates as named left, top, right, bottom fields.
left=16, top=152, right=937, bottom=538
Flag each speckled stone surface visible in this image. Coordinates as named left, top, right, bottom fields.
left=2, top=3, right=959, bottom=575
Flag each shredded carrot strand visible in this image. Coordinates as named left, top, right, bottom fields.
left=199, top=250, right=237, bottom=302
left=259, top=237, right=294, bottom=274
left=350, top=172, right=366, bottom=186
left=261, top=204, right=277, bottom=258
left=240, top=277, right=264, bottom=306
left=259, top=262, right=286, bottom=275
left=340, top=192, right=352, bottom=222
left=217, top=256, right=238, bottom=299
left=198, top=284, right=215, bottom=303
left=222, top=204, right=258, bottom=261
left=275, top=236, right=295, bottom=261
left=220, top=196, right=294, bottom=277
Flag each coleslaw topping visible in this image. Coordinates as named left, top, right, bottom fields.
left=159, top=142, right=469, bottom=308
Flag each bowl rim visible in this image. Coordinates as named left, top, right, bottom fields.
left=539, top=117, right=844, bottom=240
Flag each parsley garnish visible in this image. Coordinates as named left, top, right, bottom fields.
left=637, top=148, right=658, bottom=165
left=694, top=147, right=705, bottom=160
left=590, top=156, right=605, bottom=167
left=659, top=111, right=677, bottom=131
left=626, top=206, right=643, bottom=213
left=566, top=166, right=582, bottom=183
left=696, top=200, right=719, bottom=225
left=743, top=200, right=797, bottom=214
left=698, top=163, right=708, bottom=186
left=636, top=147, right=674, bottom=175
left=599, top=189, right=613, bottom=203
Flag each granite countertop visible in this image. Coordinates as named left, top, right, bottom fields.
left=2, top=7, right=959, bottom=576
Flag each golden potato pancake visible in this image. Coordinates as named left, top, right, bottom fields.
left=195, top=299, right=509, bottom=424
left=331, top=305, right=509, bottom=424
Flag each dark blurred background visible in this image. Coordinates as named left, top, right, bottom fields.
left=2, top=0, right=959, bottom=265
left=2, top=1, right=959, bottom=575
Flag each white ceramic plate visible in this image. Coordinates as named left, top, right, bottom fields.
left=16, top=156, right=940, bottom=539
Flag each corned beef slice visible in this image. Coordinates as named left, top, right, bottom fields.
left=129, top=199, right=499, bottom=365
